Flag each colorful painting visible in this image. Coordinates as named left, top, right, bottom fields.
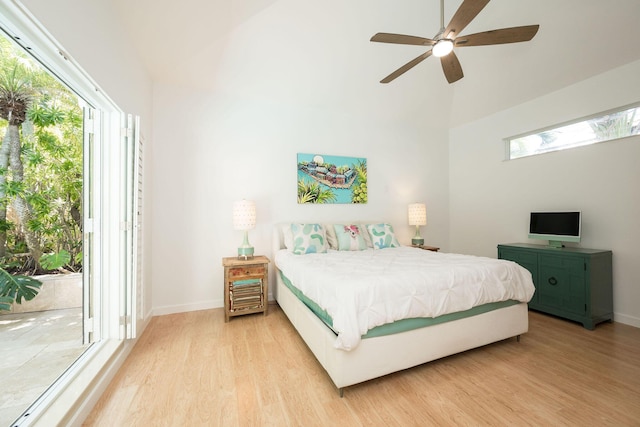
left=297, top=153, right=367, bottom=204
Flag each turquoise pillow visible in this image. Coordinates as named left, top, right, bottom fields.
left=366, top=223, right=401, bottom=249
left=334, top=224, right=368, bottom=251
left=290, top=223, right=328, bottom=255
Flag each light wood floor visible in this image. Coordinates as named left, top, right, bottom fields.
left=83, top=305, right=640, bottom=426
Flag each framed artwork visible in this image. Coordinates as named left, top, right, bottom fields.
left=297, top=153, right=367, bottom=204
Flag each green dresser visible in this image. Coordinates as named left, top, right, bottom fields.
left=498, top=243, right=613, bottom=329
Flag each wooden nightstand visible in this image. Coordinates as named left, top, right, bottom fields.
left=412, top=244, right=440, bottom=252
left=222, top=256, right=270, bottom=322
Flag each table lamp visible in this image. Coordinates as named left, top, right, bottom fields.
left=408, top=203, right=427, bottom=246
left=233, top=200, right=256, bottom=259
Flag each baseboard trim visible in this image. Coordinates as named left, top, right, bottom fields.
left=614, top=312, right=640, bottom=328
left=152, top=294, right=275, bottom=317
left=151, top=299, right=222, bottom=316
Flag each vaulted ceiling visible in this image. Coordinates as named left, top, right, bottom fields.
left=113, top=0, right=640, bottom=127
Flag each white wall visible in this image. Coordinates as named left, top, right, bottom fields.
left=449, top=60, right=640, bottom=327
left=19, top=0, right=151, bottom=117
left=150, top=83, right=450, bottom=314
left=145, top=0, right=453, bottom=315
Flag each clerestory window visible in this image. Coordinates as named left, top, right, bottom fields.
left=506, top=103, right=640, bottom=160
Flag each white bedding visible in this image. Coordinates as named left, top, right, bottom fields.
left=275, top=247, right=535, bottom=351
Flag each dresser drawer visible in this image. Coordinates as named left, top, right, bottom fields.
left=506, top=251, right=537, bottom=265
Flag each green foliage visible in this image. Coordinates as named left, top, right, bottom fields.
left=28, top=104, right=66, bottom=127
left=0, top=295, right=13, bottom=311
left=39, top=250, right=71, bottom=270
left=0, top=40, right=35, bottom=126
left=0, top=218, right=11, bottom=233
left=0, top=266, right=42, bottom=311
left=588, top=108, right=638, bottom=141
left=2, top=180, right=24, bottom=198
left=0, top=33, right=83, bottom=274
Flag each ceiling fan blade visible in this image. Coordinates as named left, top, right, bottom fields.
left=371, top=32, right=436, bottom=46
left=455, top=25, right=540, bottom=47
left=380, top=51, right=433, bottom=83
left=443, top=0, right=490, bottom=39
left=440, top=51, right=464, bottom=84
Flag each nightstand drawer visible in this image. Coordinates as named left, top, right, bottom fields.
left=228, top=265, right=266, bottom=278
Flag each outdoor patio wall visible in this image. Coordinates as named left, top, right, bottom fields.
left=2, top=273, right=82, bottom=314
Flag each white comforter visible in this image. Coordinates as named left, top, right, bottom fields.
left=275, top=247, right=535, bottom=351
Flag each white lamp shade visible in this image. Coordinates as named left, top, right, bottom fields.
left=232, top=200, right=256, bottom=230
left=408, top=203, right=427, bottom=226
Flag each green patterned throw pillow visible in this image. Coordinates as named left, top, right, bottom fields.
left=366, top=223, right=401, bottom=249
left=290, top=223, right=328, bottom=255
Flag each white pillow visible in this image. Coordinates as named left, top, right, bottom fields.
left=325, top=224, right=338, bottom=249
left=359, top=223, right=374, bottom=248
left=282, top=224, right=294, bottom=250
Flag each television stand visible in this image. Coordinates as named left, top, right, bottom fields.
left=497, top=243, right=613, bottom=329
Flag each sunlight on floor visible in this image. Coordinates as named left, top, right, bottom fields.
left=0, top=308, right=87, bottom=425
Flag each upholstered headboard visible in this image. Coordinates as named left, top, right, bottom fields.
left=272, top=222, right=288, bottom=253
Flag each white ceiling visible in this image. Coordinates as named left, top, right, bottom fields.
left=112, top=0, right=640, bottom=127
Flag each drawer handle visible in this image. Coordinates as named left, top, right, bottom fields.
left=548, top=277, right=558, bottom=286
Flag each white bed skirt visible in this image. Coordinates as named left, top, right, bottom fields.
left=275, top=268, right=528, bottom=390
left=272, top=224, right=529, bottom=392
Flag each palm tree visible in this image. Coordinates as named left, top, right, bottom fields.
left=588, top=108, right=638, bottom=141
left=0, top=38, right=43, bottom=268
left=0, top=36, right=84, bottom=274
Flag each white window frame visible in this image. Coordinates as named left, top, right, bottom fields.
left=0, top=1, right=140, bottom=425
left=505, top=102, right=640, bottom=160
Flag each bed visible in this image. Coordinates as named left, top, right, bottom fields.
left=272, top=223, right=535, bottom=396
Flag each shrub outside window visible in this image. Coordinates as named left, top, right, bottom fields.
left=506, top=104, right=640, bottom=160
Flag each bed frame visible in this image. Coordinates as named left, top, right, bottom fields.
left=272, top=225, right=529, bottom=396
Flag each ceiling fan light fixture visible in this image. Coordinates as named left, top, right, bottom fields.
left=432, top=39, right=454, bottom=57
left=370, top=0, right=539, bottom=84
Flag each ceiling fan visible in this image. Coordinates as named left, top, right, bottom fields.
left=370, top=0, right=539, bottom=84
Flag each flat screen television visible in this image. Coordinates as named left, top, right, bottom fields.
left=529, top=211, right=581, bottom=248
